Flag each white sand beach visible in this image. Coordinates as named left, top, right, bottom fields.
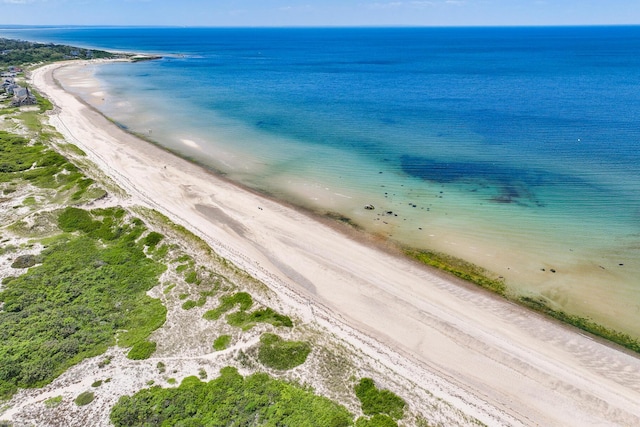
left=31, top=61, right=640, bottom=426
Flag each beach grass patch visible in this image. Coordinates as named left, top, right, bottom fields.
left=213, top=334, right=232, bottom=351
left=22, top=196, right=36, bottom=206
left=258, top=333, right=311, bottom=370
left=227, top=307, right=293, bottom=331
left=203, top=292, right=253, bottom=321
left=44, top=395, right=63, bottom=408
left=74, top=391, right=95, bottom=406
left=127, top=341, right=157, bottom=360
left=184, top=270, right=198, bottom=284
left=59, top=143, right=86, bottom=157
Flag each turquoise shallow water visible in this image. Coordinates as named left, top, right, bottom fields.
left=4, top=26, right=639, bottom=334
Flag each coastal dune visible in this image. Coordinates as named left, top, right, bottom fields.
left=32, top=62, right=640, bottom=426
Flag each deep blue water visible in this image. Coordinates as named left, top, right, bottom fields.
left=3, top=26, right=640, bottom=330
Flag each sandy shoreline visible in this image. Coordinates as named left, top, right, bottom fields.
left=30, top=61, right=640, bottom=425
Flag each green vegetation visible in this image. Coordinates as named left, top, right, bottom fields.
left=59, top=143, right=86, bottom=157
left=98, top=356, right=112, bottom=369
left=406, top=249, right=506, bottom=295
left=91, top=380, right=103, bottom=388
left=10, top=254, right=37, bottom=269
left=356, top=415, right=398, bottom=427
left=0, top=38, right=114, bottom=67
left=127, top=341, right=157, bottom=360
left=202, top=292, right=291, bottom=329
left=74, top=391, right=95, bottom=407
left=354, top=378, right=405, bottom=421
left=110, top=367, right=353, bottom=427
left=0, top=131, right=96, bottom=202
left=44, top=395, right=63, bottom=408
left=213, top=335, right=232, bottom=351
left=143, top=231, right=163, bottom=248
left=227, top=307, right=293, bottom=331
left=203, top=292, right=253, bottom=321
left=156, top=362, right=166, bottom=374
left=198, top=368, right=207, bottom=380
left=258, top=333, right=311, bottom=371
left=22, top=196, right=36, bottom=206
left=184, top=270, right=198, bottom=284
left=519, top=297, right=640, bottom=353
left=0, top=207, right=166, bottom=399
left=181, top=292, right=211, bottom=310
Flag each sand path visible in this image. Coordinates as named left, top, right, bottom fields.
left=32, top=62, right=640, bottom=426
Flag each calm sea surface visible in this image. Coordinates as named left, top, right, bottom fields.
left=3, top=26, right=639, bottom=335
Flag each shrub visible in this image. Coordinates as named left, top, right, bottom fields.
left=110, top=367, right=353, bottom=427
left=184, top=270, right=198, bottom=284
left=127, top=341, right=157, bottom=360
left=0, top=228, right=165, bottom=400
left=203, top=292, right=253, bottom=321
left=181, top=300, right=197, bottom=310
left=258, top=333, right=311, bottom=370
left=75, top=391, right=95, bottom=406
left=227, top=308, right=293, bottom=331
left=356, top=414, right=398, bottom=427
left=57, top=207, right=98, bottom=233
left=213, top=335, right=232, bottom=351
left=143, top=232, right=163, bottom=248
left=10, top=254, right=36, bottom=269
left=354, top=378, right=405, bottom=420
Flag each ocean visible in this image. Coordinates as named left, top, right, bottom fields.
left=2, top=26, right=639, bottom=335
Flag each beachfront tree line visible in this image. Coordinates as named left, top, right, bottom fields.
left=0, top=38, right=114, bottom=67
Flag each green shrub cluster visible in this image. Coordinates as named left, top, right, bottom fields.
left=74, top=391, right=95, bottom=406
left=44, top=395, right=63, bottom=408
left=181, top=292, right=212, bottom=311
left=203, top=292, right=292, bottom=330
left=143, top=231, right=163, bottom=248
left=10, top=254, right=37, bottom=269
left=227, top=308, right=293, bottom=331
left=127, top=341, right=157, bottom=360
left=258, top=333, right=311, bottom=371
left=0, top=209, right=166, bottom=399
left=355, top=378, right=405, bottom=421
left=110, top=367, right=354, bottom=427
left=0, top=38, right=114, bottom=67
left=203, top=292, right=253, bottom=321
left=213, top=335, right=232, bottom=351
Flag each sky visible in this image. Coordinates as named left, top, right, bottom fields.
left=0, top=0, right=639, bottom=27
